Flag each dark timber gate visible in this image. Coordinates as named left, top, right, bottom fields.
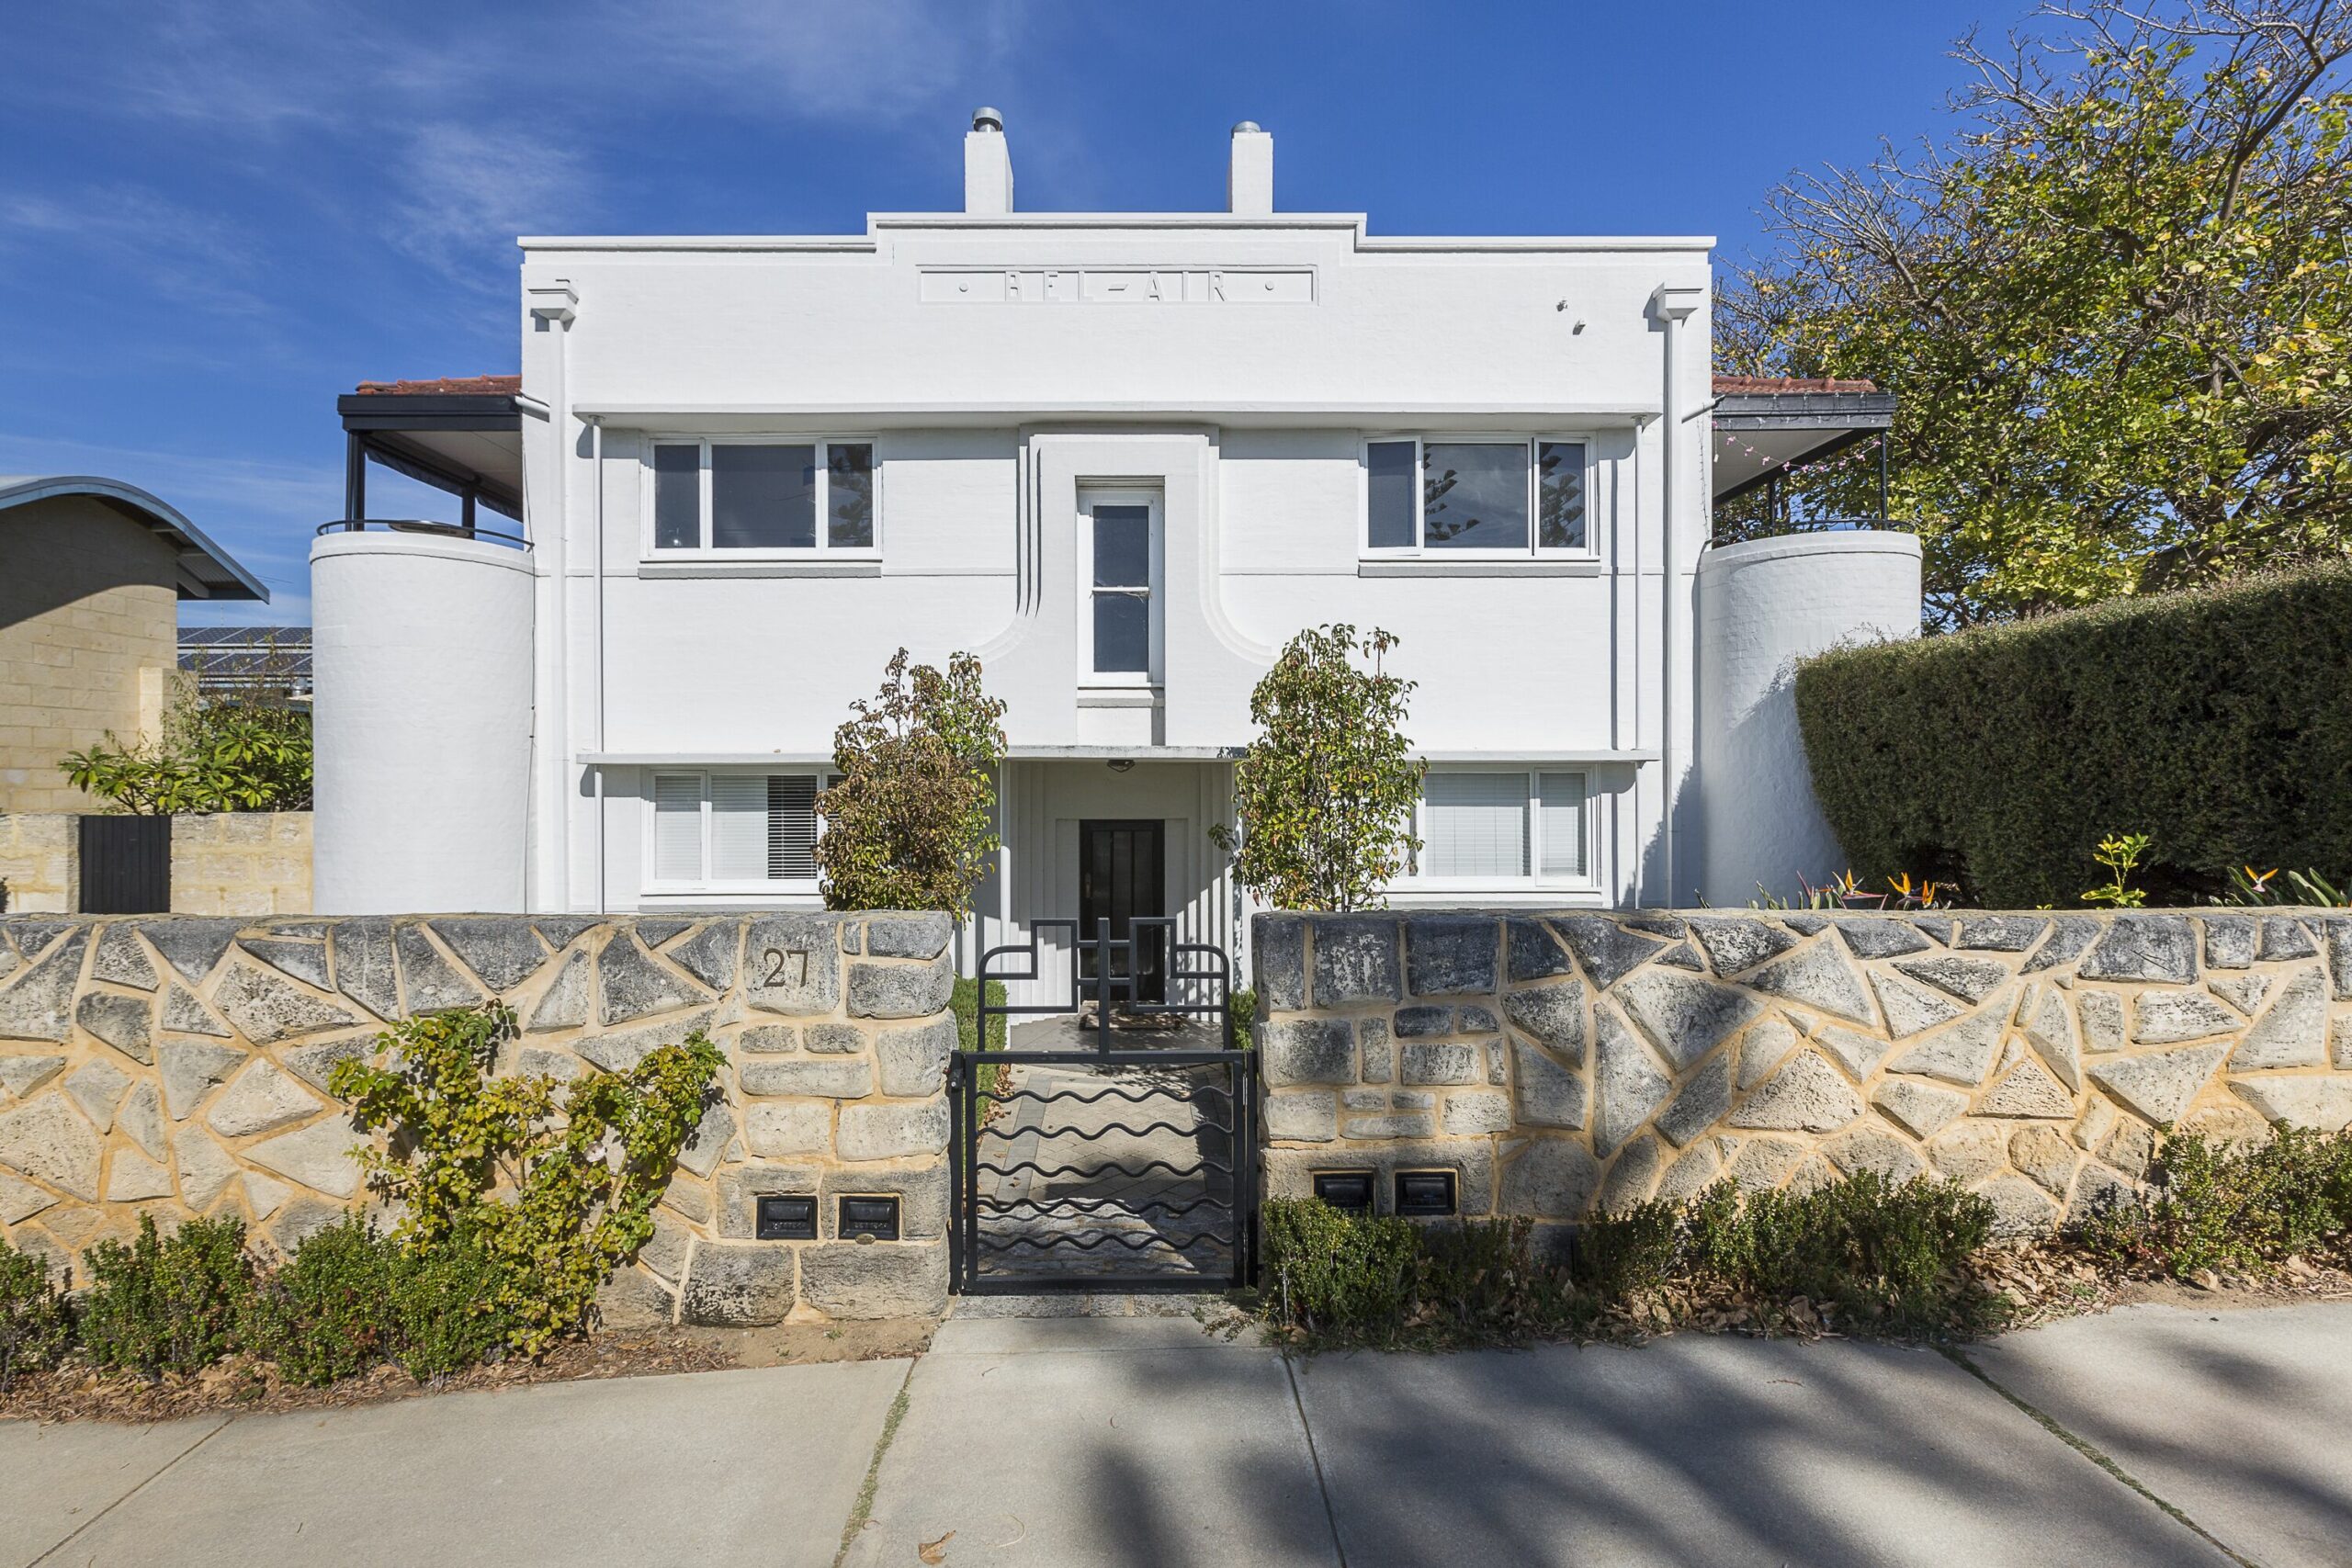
left=77, top=815, right=171, bottom=914
left=950, top=919, right=1256, bottom=1294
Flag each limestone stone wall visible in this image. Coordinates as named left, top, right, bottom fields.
left=1253, top=909, right=2352, bottom=1244
left=0, top=813, right=313, bottom=917
left=0, top=912, right=954, bottom=1324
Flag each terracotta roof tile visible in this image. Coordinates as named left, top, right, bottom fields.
left=1713, top=375, right=1878, bottom=395
left=352, top=375, right=522, bottom=397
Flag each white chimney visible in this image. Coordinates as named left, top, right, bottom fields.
left=1227, top=121, right=1272, bottom=215
left=965, top=107, right=1012, bottom=215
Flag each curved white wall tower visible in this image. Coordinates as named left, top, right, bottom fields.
left=311, top=531, right=536, bottom=913
left=1694, top=531, right=1921, bottom=908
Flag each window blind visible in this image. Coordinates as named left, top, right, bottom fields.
left=709, top=774, right=769, bottom=880
left=1424, top=773, right=1529, bottom=877
left=767, top=775, right=819, bottom=879
left=1538, top=772, right=1588, bottom=878
left=652, top=774, right=702, bottom=882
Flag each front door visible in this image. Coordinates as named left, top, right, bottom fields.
left=1078, top=819, right=1165, bottom=1003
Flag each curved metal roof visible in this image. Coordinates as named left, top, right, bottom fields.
left=0, top=475, right=267, bottom=601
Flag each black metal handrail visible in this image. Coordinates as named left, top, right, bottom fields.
left=1708, top=516, right=1915, bottom=547
left=316, top=518, right=532, bottom=551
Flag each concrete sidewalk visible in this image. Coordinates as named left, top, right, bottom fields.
left=6, top=1303, right=2347, bottom=1567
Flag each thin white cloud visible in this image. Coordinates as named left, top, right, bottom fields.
left=390, top=124, right=588, bottom=283
left=0, top=186, right=271, bottom=317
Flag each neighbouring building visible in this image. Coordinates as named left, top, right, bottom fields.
left=1, top=475, right=266, bottom=812
left=179, top=625, right=312, bottom=702
left=311, top=115, right=1918, bottom=1000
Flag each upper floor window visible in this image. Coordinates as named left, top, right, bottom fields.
left=1364, top=437, right=1589, bottom=556
left=649, top=439, right=876, bottom=554
left=1080, top=490, right=1161, bottom=685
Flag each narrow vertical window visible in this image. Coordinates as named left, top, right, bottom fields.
left=652, top=446, right=701, bottom=549
left=1538, top=442, right=1588, bottom=550
left=767, top=774, right=819, bottom=878
left=1538, top=772, right=1588, bottom=878
left=709, top=774, right=770, bottom=880
left=652, top=773, right=703, bottom=881
left=1091, top=503, right=1151, bottom=674
left=827, top=444, right=876, bottom=548
left=1366, top=441, right=1417, bottom=548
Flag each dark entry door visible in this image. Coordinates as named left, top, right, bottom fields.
left=1079, top=819, right=1164, bottom=1002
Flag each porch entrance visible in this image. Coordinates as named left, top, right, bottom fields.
left=1078, top=818, right=1163, bottom=1002
left=950, top=919, right=1255, bottom=1294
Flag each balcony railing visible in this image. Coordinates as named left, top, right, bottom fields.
left=1709, top=515, right=1914, bottom=548
left=316, top=518, right=531, bottom=551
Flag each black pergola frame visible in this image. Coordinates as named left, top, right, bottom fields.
left=1713, top=389, right=1897, bottom=520
left=335, top=391, right=524, bottom=528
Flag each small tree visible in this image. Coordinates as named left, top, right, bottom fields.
left=1218, top=625, right=1422, bottom=911
left=61, top=653, right=312, bottom=814
left=818, top=649, right=1008, bottom=914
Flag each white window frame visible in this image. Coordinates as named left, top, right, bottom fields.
left=1408, top=766, right=1598, bottom=891
left=642, top=768, right=833, bottom=895
left=1076, top=487, right=1164, bottom=690
left=641, top=436, right=881, bottom=558
left=1360, top=434, right=1596, bottom=560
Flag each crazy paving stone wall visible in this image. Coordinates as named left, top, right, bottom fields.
left=0, top=913, right=955, bottom=1324
left=1253, top=909, right=2352, bottom=1242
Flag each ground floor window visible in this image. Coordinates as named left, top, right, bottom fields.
left=1413, top=769, right=1589, bottom=885
left=649, top=771, right=827, bottom=889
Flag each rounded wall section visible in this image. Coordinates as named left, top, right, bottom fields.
left=311, top=532, right=536, bottom=914
left=1694, top=531, right=1920, bottom=908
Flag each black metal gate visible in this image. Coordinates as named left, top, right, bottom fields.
left=951, top=919, right=1255, bottom=1294
left=78, top=815, right=171, bottom=914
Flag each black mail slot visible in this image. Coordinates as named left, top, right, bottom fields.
left=755, top=1195, right=817, bottom=1240
left=1395, top=1169, right=1457, bottom=1217
left=1312, top=1171, right=1374, bottom=1214
left=839, top=1195, right=900, bottom=1241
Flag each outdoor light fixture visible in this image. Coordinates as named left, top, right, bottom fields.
left=1395, top=1170, right=1458, bottom=1217
left=755, top=1195, right=818, bottom=1240
left=1106, top=758, right=1136, bottom=773
left=839, top=1195, right=901, bottom=1243
left=1311, top=1171, right=1374, bottom=1213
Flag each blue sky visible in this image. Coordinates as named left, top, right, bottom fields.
left=2, top=0, right=1992, bottom=626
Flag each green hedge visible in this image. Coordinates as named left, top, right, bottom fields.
left=1794, top=564, right=2352, bottom=907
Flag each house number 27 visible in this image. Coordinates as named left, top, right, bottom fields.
left=760, top=947, right=809, bottom=987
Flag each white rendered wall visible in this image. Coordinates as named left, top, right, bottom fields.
left=518, top=214, right=1713, bottom=913
left=311, top=532, right=537, bottom=913
left=1692, top=531, right=1921, bottom=908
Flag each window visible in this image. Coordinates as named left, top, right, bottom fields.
left=1364, top=438, right=1589, bottom=555
left=1080, top=491, right=1161, bottom=683
left=646, top=440, right=877, bottom=553
left=649, top=772, right=825, bottom=887
left=1414, top=770, right=1590, bottom=884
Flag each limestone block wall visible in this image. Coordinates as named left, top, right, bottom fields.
left=0, top=813, right=314, bottom=917
left=0, top=912, right=954, bottom=1325
left=0, top=814, right=74, bottom=914
left=1253, top=909, right=2352, bottom=1245
left=167, top=814, right=312, bottom=916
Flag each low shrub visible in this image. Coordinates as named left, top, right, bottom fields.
left=1264, top=1169, right=2005, bottom=1349
left=0, top=1241, right=73, bottom=1390
left=1685, top=1172, right=2001, bottom=1335
left=388, top=1231, right=511, bottom=1382
left=1261, top=1197, right=1421, bottom=1341
left=246, top=1217, right=401, bottom=1387
left=2085, top=1126, right=2352, bottom=1279
left=1227, top=987, right=1258, bottom=1050
left=79, top=1215, right=256, bottom=1377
